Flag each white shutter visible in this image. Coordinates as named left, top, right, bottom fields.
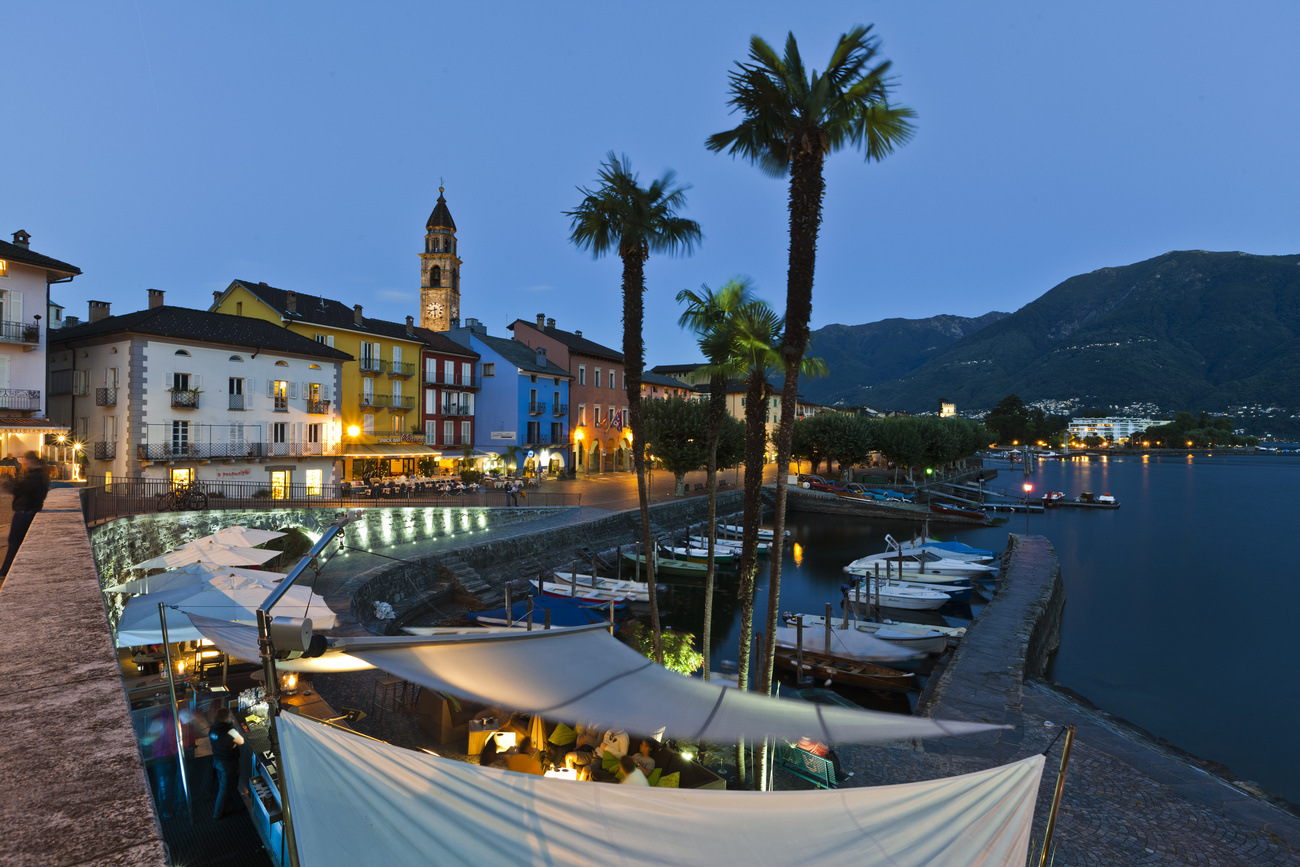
left=192, top=374, right=201, bottom=389
left=323, top=383, right=332, bottom=402
left=267, top=380, right=275, bottom=397
left=302, top=381, right=310, bottom=399
left=393, top=346, right=402, bottom=365
left=245, top=380, right=254, bottom=411
left=290, top=382, right=298, bottom=399
left=327, top=335, right=334, bottom=348
left=165, top=370, right=174, bottom=389
left=0, top=354, right=10, bottom=391
left=10, top=291, right=21, bottom=325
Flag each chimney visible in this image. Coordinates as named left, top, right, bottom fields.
left=285, top=290, right=297, bottom=314
left=88, top=300, right=111, bottom=323
left=212, top=291, right=222, bottom=305
left=12, top=230, right=31, bottom=249
left=65, top=315, right=81, bottom=327
left=536, top=346, right=547, bottom=368
left=575, top=330, right=582, bottom=337
left=354, top=304, right=363, bottom=326
left=546, top=317, right=556, bottom=330
left=536, top=313, right=546, bottom=329
left=148, top=288, right=165, bottom=309
left=405, top=315, right=415, bottom=336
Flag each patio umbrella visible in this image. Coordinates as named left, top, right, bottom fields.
left=115, top=573, right=335, bottom=647
left=180, top=526, right=286, bottom=549
left=130, top=544, right=281, bottom=571
left=103, top=564, right=285, bottom=595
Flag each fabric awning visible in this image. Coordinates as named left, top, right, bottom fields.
left=278, top=712, right=1044, bottom=867
left=340, top=443, right=442, bottom=458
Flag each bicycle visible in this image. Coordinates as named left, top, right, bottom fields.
left=158, top=481, right=209, bottom=512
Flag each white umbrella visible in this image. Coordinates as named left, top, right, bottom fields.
left=115, top=574, right=335, bottom=647
left=130, top=544, right=281, bottom=571
left=180, top=526, right=286, bottom=549
left=104, top=565, right=285, bottom=595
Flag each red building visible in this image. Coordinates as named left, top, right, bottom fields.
left=415, top=326, right=480, bottom=463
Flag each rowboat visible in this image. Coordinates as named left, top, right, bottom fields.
left=620, top=552, right=710, bottom=579
left=843, top=576, right=972, bottom=603
left=528, top=580, right=632, bottom=608
left=686, top=535, right=770, bottom=556
left=929, top=502, right=987, bottom=521
left=786, top=613, right=950, bottom=656
left=773, top=647, right=914, bottom=692
left=657, top=544, right=736, bottom=565
left=832, top=578, right=950, bottom=610
left=717, top=523, right=788, bottom=541
left=535, top=573, right=655, bottom=604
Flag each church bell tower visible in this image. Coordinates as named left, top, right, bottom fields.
left=419, top=186, right=461, bottom=331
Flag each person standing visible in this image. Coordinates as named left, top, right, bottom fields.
left=506, top=480, right=519, bottom=507
left=0, top=451, right=49, bottom=580
left=210, top=708, right=245, bottom=819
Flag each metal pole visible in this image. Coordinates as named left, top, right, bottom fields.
left=795, top=617, right=805, bottom=684
left=257, top=608, right=301, bottom=867
left=526, top=596, right=534, bottom=632
left=157, top=604, right=193, bottom=824
left=504, top=585, right=513, bottom=624
left=608, top=599, right=615, bottom=635
left=1038, top=725, right=1077, bottom=867
left=824, top=603, right=832, bottom=655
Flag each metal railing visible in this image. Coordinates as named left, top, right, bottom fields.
left=81, top=477, right=582, bottom=524
left=93, top=442, right=116, bottom=460
left=552, top=403, right=568, bottom=417
left=387, top=396, right=416, bottom=411
left=0, top=389, right=42, bottom=411
left=380, top=360, right=416, bottom=377
left=0, top=319, right=40, bottom=344
left=528, top=402, right=546, bottom=415
left=359, top=392, right=384, bottom=407
left=432, top=373, right=480, bottom=388
left=95, top=388, right=117, bottom=406
left=440, top=405, right=472, bottom=416
left=307, top=399, right=330, bottom=414
left=359, top=358, right=382, bottom=372
left=229, top=394, right=248, bottom=410
left=170, top=390, right=200, bottom=409
left=138, top=442, right=267, bottom=461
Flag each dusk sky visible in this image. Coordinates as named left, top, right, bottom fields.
left=8, top=2, right=1299, bottom=367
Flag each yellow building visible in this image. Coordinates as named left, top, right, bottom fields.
left=211, top=280, right=436, bottom=477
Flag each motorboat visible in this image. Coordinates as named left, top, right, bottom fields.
left=829, top=578, right=950, bottom=611
left=891, top=533, right=997, bottom=564
left=717, top=522, right=789, bottom=541
left=536, top=572, right=657, bottom=604
left=528, top=579, right=633, bottom=608
left=842, top=576, right=972, bottom=603
left=846, top=547, right=997, bottom=579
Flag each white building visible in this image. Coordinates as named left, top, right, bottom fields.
left=0, top=229, right=80, bottom=464
left=1067, top=416, right=1155, bottom=443
left=48, top=293, right=352, bottom=493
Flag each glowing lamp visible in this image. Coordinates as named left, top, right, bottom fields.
left=347, top=425, right=361, bottom=437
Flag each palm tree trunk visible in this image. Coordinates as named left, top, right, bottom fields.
left=621, top=251, right=662, bottom=664
left=700, top=373, right=727, bottom=682
left=757, top=145, right=826, bottom=790
left=734, top=371, right=769, bottom=788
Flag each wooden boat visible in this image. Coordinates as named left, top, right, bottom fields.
left=717, top=522, right=788, bottom=541
left=533, top=573, right=653, bottom=604
left=687, top=535, right=770, bottom=556
left=620, top=552, right=710, bottom=579
left=657, top=544, right=736, bottom=565
left=773, top=647, right=913, bottom=692
left=789, top=612, right=949, bottom=655
left=929, top=502, right=987, bottom=521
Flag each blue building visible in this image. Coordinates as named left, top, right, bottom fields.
left=446, top=318, right=571, bottom=475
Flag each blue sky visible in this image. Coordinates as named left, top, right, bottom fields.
left=7, top=2, right=1299, bottom=366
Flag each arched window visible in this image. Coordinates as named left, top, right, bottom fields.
left=308, top=363, right=321, bottom=370
left=431, top=265, right=441, bottom=287
left=229, top=355, right=244, bottom=362
left=275, top=360, right=289, bottom=367
left=174, top=350, right=191, bottom=357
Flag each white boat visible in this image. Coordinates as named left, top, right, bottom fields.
left=847, top=548, right=997, bottom=579
left=717, top=523, right=788, bottom=541
left=657, top=544, right=737, bottom=564
left=891, top=534, right=997, bottom=564
left=829, top=579, right=950, bottom=611
left=842, top=560, right=976, bottom=586
left=788, top=613, right=949, bottom=656
left=533, top=573, right=652, bottom=604
left=687, top=535, right=771, bottom=556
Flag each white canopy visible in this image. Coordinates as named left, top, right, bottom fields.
left=179, top=526, right=286, bottom=549
left=191, top=613, right=373, bottom=673
left=104, top=565, right=282, bottom=595
left=116, top=576, right=335, bottom=647
left=278, top=712, right=1043, bottom=867
left=130, top=544, right=280, bottom=571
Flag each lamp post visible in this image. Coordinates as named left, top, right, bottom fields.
left=1022, top=482, right=1033, bottom=535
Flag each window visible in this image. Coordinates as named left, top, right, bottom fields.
left=273, top=422, right=288, bottom=443
left=171, top=420, right=190, bottom=456
left=273, top=380, right=289, bottom=411
left=579, top=366, right=586, bottom=386
left=307, top=423, right=321, bottom=444
left=530, top=374, right=537, bottom=383
left=170, top=468, right=194, bottom=486
left=425, top=420, right=436, bottom=444
left=425, top=389, right=437, bottom=414
left=425, top=358, right=436, bottom=381
left=0, top=260, right=7, bottom=277
left=444, top=360, right=454, bottom=383
left=174, top=350, right=190, bottom=357
left=363, top=414, right=374, bottom=434
left=482, top=363, right=494, bottom=377
left=304, top=469, right=322, bottom=496
left=275, top=360, right=288, bottom=367
left=229, top=355, right=243, bottom=362
left=444, top=420, right=454, bottom=444
left=578, top=404, right=585, bottom=425
left=363, top=377, right=374, bottom=401
left=595, top=368, right=601, bottom=388
left=315, top=334, right=334, bottom=348
left=236, top=301, right=242, bottom=315
left=270, top=470, right=289, bottom=500
left=461, top=362, right=471, bottom=382
left=461, top=420, right=471, bottom=442
left=172, top=372, right=191, bottom=391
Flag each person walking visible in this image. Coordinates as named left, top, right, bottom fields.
left=209, top=708, right=245, bottom=819
left=506, top=480, right=519, bottom=507
left=0, top=451, right=49, bottom=581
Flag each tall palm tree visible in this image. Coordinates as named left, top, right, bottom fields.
left=706, top=27, right=916, bottom=716
left=567, top=152, right=702, bottom=664
left=675, top=278, right=756, bottom=683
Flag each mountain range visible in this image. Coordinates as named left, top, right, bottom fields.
left=802, top=250, right=1300, bottom=413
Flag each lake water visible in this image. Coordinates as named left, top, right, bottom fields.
left=662, top=453, right=1300, bottom=805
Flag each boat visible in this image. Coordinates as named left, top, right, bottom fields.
left=843, top=575, right=973, bottom=603
left=620, top=552, right=710, bottom=579
left=846, top=548, right=997, bottom=579
left=787, top=612, right=949, bottom=656
left=892, top=533, right=997, bottom=564
left=1042, top=491, right=1066, bottom=504
left=685, top=535, right=771, bottom=556
left=831, top=577, right=951, bottom=610
left=534, top=573, right=654, bottom=603
left=773, top=647, right=914, bottom=692
left=656, top=543, right=736, bottom=565
left=717, top=522, right=789, bottom=541
left=929, top=502, right=988, bottom=521
left=466, top=596, right=613, bottom=628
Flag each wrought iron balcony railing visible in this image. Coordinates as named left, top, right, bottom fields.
left=0, top=319, right=40, bottom=345
left=95, top=388, right=117, bottom=406
left=170, top=390, right=200, bottom=409
left=552, top=403, right=568, bottom=417
left=0, top=389, right=42, bottom=411
left=93, top=442, right=116, bottom=460
left=307, top=399, right=330, bottom=414
left=528, top=402, right=545, bottom=415
left=229, top=394, right=248, bottom=410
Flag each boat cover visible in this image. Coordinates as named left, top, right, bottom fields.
left=469, top=595, right=614, bottom=627
left=773, top=624, right=920, bottom=662
left=278, top=712, right=1043, bottom=867
left=193, top=617, right=1002, bottom=743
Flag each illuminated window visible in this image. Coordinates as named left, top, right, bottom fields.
left=0, top=260, right=7, bottom=277
left=170, top=467, right=194, bottom=486
left=270, top=470, right=289, bottom=500
left=273, top=380, right=288, bottom=410
left=305, top=469, right=322, bottom=496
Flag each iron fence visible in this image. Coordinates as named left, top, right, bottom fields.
left=0, top=389, right=41, bottom=411
left=95, top=388, right=117, bottom=406
left=170, top=390, right=200, bottom=409
left=80, top=477, right=582, bottom=524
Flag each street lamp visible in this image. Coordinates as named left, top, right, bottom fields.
left=1022, top=482, right=1033, bottom=535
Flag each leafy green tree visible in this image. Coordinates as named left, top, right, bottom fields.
left=794, top=412, right=874, bottom=478
left=708, top=29, right=915, bottom=782
left=642, top=396, right=710, bottom=495
left=624, top=622, right=704, bottom=676
left=567, top=153, right=701, bottom=664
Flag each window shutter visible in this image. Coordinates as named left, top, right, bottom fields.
left=327, top=335, right=334, bottom=348
left=290, top=382, right=298, bottom=399
left=192, top=374, right=201, bottom=389
left=10, top=291, right=21, bottom=324
left=267, top=380, right=275, bottom=397
left=165, top=369, right=174, bottom=389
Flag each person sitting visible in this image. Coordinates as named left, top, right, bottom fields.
left=600, top=728, right=630, bottom=760
left=630, top=738, right=656, bottom=776
left=478, top=740, right=507, bottom=769
left=564, top=723, right=602, bottom=779
left=506, top=736, right=544, bottom=776
left=618, top=754, right=648, bottom=786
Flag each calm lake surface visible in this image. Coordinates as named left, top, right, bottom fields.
left=663, top=453, right=1300, bottom=805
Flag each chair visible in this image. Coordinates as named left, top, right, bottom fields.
left=371, top=677, right=406, bottom=721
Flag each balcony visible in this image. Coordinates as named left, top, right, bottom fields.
left=93, top=442, right=116, bottom=460
left=528, top=402, right=545, bottom=415
left=380, top=360, right=416, bottom=378
left=0, top=389, right=42, bottom=412
left=440, top=405, right=472, bottom=417
left=552, top=403, right=568, bottom=417
left=0, top=319, right=40, bottom=347
left=229, top=394, right=248, bottom=410
left=138, top=442, right=267, bottom=462
left=434, top=372, right=480, bottom=389
left=95, top=388, right=118, bottom=407
left=307, top=399, right=330, bottom=414
left=523, top=432, right=556, bottom=446
left=359, top=358, right=382, bottom=373
left=387, top=396, right=416, bottom=413
left=273, top=397, right=289, bottom=413
left=359, top=392, right=385, bottom=407
left=170, top=390, right=200, bottom=409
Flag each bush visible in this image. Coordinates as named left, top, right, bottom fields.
left=252, top=488, right=271, bottom=499
left=460, top=469, right=484, bottom=484
left=624, top=621, right=703, bottom=676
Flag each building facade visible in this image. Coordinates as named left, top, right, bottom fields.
left=48, top=297, right=350, bottom=491
left=419, top=188, right=461, bottom=332
left=1067, top=417, right=1155, bottom=444
left=415, top=326, right=480, bottom=453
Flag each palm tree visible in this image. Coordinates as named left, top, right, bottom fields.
left=706, top=27, right=916, bottom=718
left=676, top=278, right=757, bottom=683
left=567, top=152, right=702, bottom=664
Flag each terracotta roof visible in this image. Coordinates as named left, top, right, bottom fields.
left=412, top=326, right=479, bottom=359
left=509, top=319, right=623, bottom=363
left=426, top=192, right=456, bottom=231
left=50, top=306, right=355, bottom=361
left=227, top=280, right=432, bottom=345
left=0, top=238, right=81, bottom=277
